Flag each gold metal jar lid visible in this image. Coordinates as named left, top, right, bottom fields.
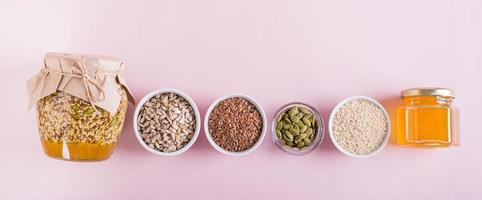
left=401, top=87, right=455, bottom=98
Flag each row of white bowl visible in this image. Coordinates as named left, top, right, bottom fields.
left=133, top=88, right=390, bottom=158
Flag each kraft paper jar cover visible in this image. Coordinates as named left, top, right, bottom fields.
left=27, top=53, right=135, bottom=114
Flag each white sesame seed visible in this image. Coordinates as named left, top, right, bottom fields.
left=332, top=99, right=388, bottom=155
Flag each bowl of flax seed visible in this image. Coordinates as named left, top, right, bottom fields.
left=204, top=93, right=267, bottom=156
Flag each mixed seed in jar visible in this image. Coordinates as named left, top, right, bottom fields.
left=37, top=89, right=128, bottom=160
left=274, top=104, right=321, bottom=151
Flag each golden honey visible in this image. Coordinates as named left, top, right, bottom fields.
left=41, top=141, right=116, bottom=161
left=397, top=88, right=459, bottom=147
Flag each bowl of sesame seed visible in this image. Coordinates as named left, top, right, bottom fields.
left=328, top=96, right=390, bottom=158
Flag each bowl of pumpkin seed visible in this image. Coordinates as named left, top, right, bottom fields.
left=272, top=102, right=324, bottom=155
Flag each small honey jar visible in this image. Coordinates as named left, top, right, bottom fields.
left=397, top=88, right=459, bottom=147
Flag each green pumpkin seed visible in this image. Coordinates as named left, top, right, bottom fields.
left=302, top=117, right=311, bottom=126
left=279, top=113, right=287, bottom=121
left=283, top=134, right=292, bottom=142
left=305, top=128, right=313, bottom=136
left=290, top=115, right=301, bottom=123
left=311, top=116, right=317, bottom=126
left=296, top=112, right=304, bottom=119
left=276, top=130, right=283, bottom=139
left=299, top=107, right=311, bottom=114
left=309, top=133, right=315, bottom=141
left=292, top=124, right=300, bottom=131
left=84, top=107, right=95, bottom=115
left=72, top=113, right=80, bottom=120
left=284, top=115, right=291, bottom=124
left=284, top=131, right=294, bottom=140
left=296, top=121, right=305, bottom=129
left=289, top=128, right=299, bottom=136
left=288, top=107, right=299, bottom=116
left=276, top=121, right=284, bottom=130
left=283, top=123, right=292, bottom=129
left=298, top=133, right=308, bottom=140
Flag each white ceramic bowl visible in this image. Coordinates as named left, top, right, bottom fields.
left=133, top=88, right=201, bottom=156
left=204, top=93, right=267, bottom=156
left=328, top=96, right=391, bottom=158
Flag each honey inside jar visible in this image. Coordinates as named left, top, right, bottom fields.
left=396, top=88, right=459, bottom=147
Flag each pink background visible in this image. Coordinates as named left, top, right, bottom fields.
left=1, top=0, right=481, bottom=199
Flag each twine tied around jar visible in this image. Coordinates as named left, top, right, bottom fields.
left=27, top=53, right=135, bottom=114
left=41, top=55, right=120, bottom=111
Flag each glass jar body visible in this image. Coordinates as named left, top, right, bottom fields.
left=36, top=89, right=128, bottom=161
left=397, top=96, right=459, bottom=147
